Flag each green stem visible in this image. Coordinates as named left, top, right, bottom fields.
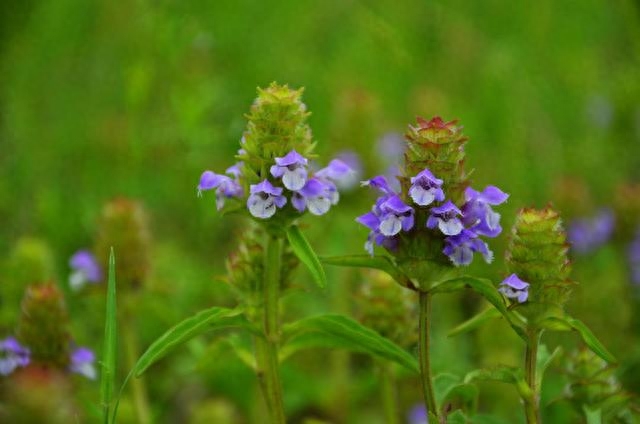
left=122, top=320, right=152, bottom=424
left=524, top=330, right=541, bottom=424
left=379, top=362, right=399, bottom=424
left=418, top=291, right=439, bottom=421
left=254, top=233, right=286, bottom=424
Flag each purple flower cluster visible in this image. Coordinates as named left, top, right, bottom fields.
left=68, top=250, right=102, bottom=291
left=356, top=168, right=508, bottom=266
left=567, top=209, right=615, bottom=255
left=0, top=337, right=30, bottom=376
left=199, top=150, right=354, bottom=219
left=498, top=274, right=529, bottom=303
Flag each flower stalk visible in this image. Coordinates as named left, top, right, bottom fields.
left=418, top=291, right=438, bottom=422
left=524, top=330, right=541, bottom=424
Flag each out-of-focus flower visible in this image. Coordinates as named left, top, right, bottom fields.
left=69, top=347, right=96, bottom=380
left=0, top=337, right=30, bottom=376
left=68, top=250, right=102, bottom=291
left=628, top=229, right=640, bottom=286
left=498, top=274, right=529, bottom=303
left=567, top=209, right=615, bottom=255
left=407, top=404, right=428, bottom=424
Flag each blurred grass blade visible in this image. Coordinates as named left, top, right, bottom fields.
left=286, top=225, right=326, bottom=289
left=432, top=276, right=527, bottom=340
left=101, top=248, right=117, bottom=424
left=281, top=314, right=419, bottom=372
left=448, top=307, right=502, bottom=337
left=134, top=307, right=251, bottom=377
left=320, top=254, right=413, bottom=289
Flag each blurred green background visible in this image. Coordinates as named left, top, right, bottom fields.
left=1, top=0, right=640, bottom=422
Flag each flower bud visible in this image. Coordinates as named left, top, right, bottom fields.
left=506, top=207, right=574, bottom=320
left=16, top=284, right=71, bottom=369
left=95, top=198, right=151, bottom=291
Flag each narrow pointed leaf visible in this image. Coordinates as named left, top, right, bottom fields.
left=448, top=307, right=502, bottom=337
left=134, top=307, right=252, bottom=377
left=101, top=248, right=117, bottom=424
left=286, top=225, right=326, bottom=288
left=558, top=315, right=616, bottom=363
left=536, top=344, right=562, bottom=389
left=320, top=254, right=413, bottom=289
left=432, top=276, right=527, bottom=340
left=464, top=365, right=532, bottom=399
left=281, top=314, right=419, bottom=372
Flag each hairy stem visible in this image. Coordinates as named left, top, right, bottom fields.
left=524, top=330, right=541, bottom=424
left=419, top=291, right=439, bottom=421
left=254, top=233, right=286, bottom=424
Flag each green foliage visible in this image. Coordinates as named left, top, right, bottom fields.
left=101, top=249, right=117, bottom=424
left=280, top=314, right=419, bottom=372
left=286, top=225, right=326, bottom=289
left=320, top=254, right=414, bottom=289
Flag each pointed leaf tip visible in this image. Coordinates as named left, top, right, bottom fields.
left=286, top=225, right=326, bottom=289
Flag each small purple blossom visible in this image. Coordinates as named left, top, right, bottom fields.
left=360, top=175, right=396, bottom=195
left=292, top=178, right=335, bottom=216
left=498, top=274, right=529, bottom=303
left=70, top=347, right=96, bottom=380
left=69, top=250, right=102, bottom=290
left=567, top=209, right=615, bottom=255
left=316, top=158, right=355, bottom=188
left=443, top=229, right=493, bottom=266
left=427, top=201, right=463, bottom=236
left=0, top=337, right=30, bottom=376
left=331, top=151, right=362, bottom=190
left=270, top=150, right=309, bottom=191
left=377, top=195, right=415, bottom=236
left=247, top=180, right=287, bottom=219
left=197, top=168, right=244, bottom=210
left=409, top=168, right=445, bottom=206
left=407, top=404, right=429, bottom=424
left=461, top=186, right=509, bottom=238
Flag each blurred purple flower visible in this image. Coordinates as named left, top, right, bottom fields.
left=69, top=250, right=102, bottom=291
left=332, top=151, right=362, bottom=190
left=376, top=132, right=405, bottom=165
left=70, top=346, right=96, bottom=380
left=270, top=150, right=309, bottom=191
left=0, top=337, right=30, bottom=376
left=498, top=274, right=529, bottom=303
left=247, top=180, right=287, bottom=219
left=567, top=209, right=615, bottom=255
left=628, top=229, right=640, bottom=286
left=407, top=404, right=428, bottom=424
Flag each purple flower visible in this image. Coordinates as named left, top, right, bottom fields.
left=443, top=229, right=493, bottom=266
left=331, top=151, right=362, bottom=190
left=409, top=168, right=445, bottom=206
left=360, top=175, right=396, bottom=195
left=0, top=337, right=30, bottom=376
left=461, top=186, right=509, bottom=238
left=628, top=229, right=640, bottom=285
left=407, top=404, right=429, bottom=424
left=498, top=274, right=529, bottom=303
left=292, top=178, right=335, bottom=216
left=376, top=132, right=405, bottom=165
left=316, top=158, right=355, bottom=188
left=427, top=201, right=463, bottom=236
left=247, top=180, right=287, bottom=219
left=567, top=209, right=615, bottom=255
left=69, top=250, right=102, bottom=290
left=270, top=150, right=309, bottom=191
left=70, top=347, right=96, bottom=380
left=377, top=195, right=414, bottom=236
left=197, top=169, right=244, bottom=210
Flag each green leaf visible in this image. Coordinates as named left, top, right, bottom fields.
left=464, top=365, right=532, bottom=399
left=536, top=344, right=562, bottom=389
left=553, top=315, right=616, bottom=363
left=101, top=248, right=117, bottom=424
left=134, top=307, right=252, bottom=377
left=583, top=405, right=602, bottom=424
left=320, top=254, right=413, bottom=289
left=281, top=314, right=419, bottom=372
left=286, top=225, right=326, bottom=289
left=446, top=409, right=469, bottom=424
left=448, top=307, right=502, bottom=337
left=432, top=276, right=527, bottom=340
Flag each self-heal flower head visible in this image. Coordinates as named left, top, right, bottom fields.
left=197, top=170, right=244, bottom=210
left=377, top=195, right=415, bottom=236
left=247, top=180, right=287, bottom=219
left=68, top=250, right=102, bottom=291
left=498, top=274, right=530, bottom=303
left=292, top=178, right=334, bottom=216
left=270, top=149, right=309, bottom=191
left=462, top=186, right=509, bottom=238
left=443, top=229, right=493, bottom=266
left=69, top=347, right=96, bottom=380
left=0, top=337, right=30, bottom=376
left=409, top=168, right=445, bottom=206
left=427, top=201, right=463, bottom=236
